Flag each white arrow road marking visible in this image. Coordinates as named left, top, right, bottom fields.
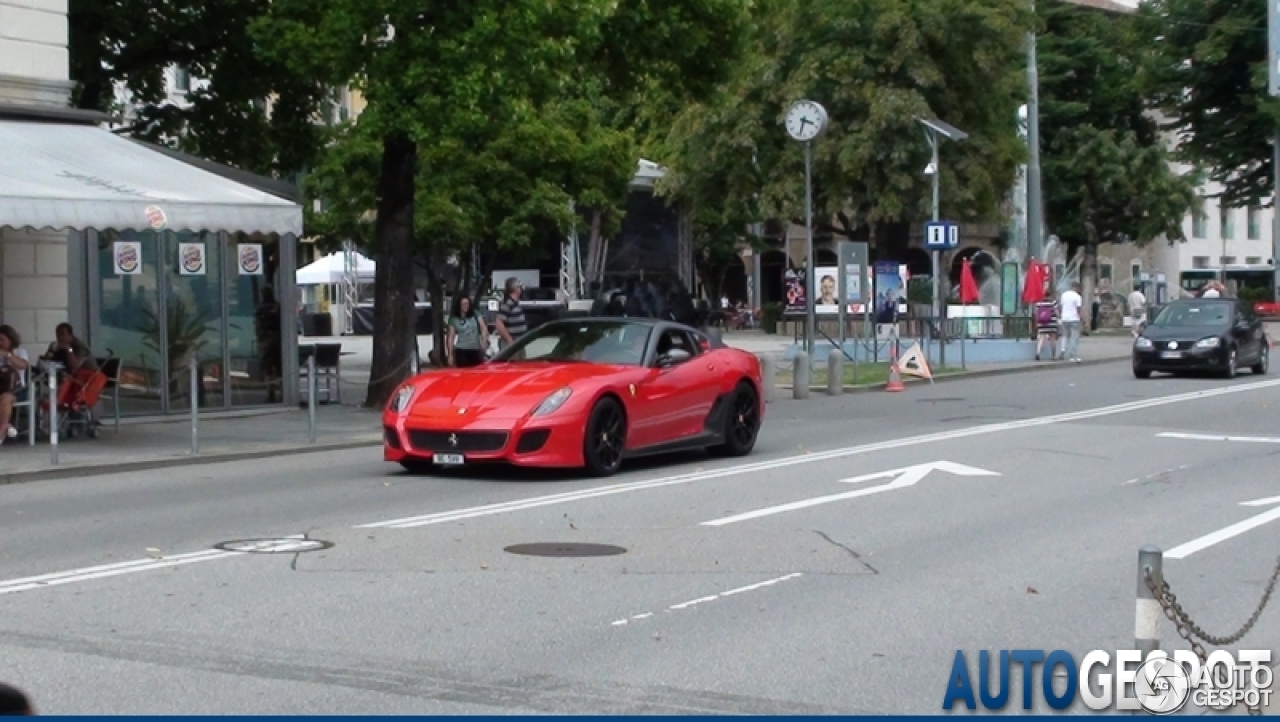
left=610, top=573, right=803, bottom=626
left=1157, top=432, right=1280, bottom=444
left=1166, top=500, right=1280, bottom=560
left=701, top=461, right=1000, bottom=527
left=0, top=535, right=307, bottom=597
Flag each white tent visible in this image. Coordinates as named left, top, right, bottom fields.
left=296, top=251, right=376, bottom=286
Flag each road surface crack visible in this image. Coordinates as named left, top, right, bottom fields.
left=813, top=530, right=878, bottom=575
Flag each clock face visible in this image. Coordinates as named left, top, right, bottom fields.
left=785, top=100, right=827, bottom=141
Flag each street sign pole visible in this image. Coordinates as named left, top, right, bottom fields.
left=1271, top=0, right=1280, bottom=301
left=929, top=134, right=946, bottom=369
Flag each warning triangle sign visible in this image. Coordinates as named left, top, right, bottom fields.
left=897, top=342, right=933, bottom=380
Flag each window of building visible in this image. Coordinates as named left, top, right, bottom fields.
left=1220, top=207, right=1235, bottom=240
left=1192, top=205, right=1207, bottom=238
left=1248, top=207, right=1262, bottom=240
left=1220, top=256, right=1237, bottom=265
left=1192, top=256, right=1211, bottom=269
left=1131, top=263, right=1141, bottom=281
left=1247, top=256, right=1263, bottom=265
left=1100, top=263, right=1113, bottom=281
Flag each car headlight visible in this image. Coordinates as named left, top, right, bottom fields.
left=1194, top=337, right=1221, bottom=349
left=389, top=384, right=415, bottom=413
left=532, top=387, right=572, bottom=417
left=1135, top=337, right=1153, bottom=350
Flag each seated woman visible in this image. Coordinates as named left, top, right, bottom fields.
left=0, top=324, right=31, bottom=443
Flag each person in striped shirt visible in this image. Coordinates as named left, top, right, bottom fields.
left=494, top=277, right=528, bottom=358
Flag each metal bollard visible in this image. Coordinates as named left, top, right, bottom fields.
left=827, top=348, right=843, bottom=396
left=190, top=358, right=199, bottom=455
left=307, top=354, right=317, bottom=443
left=48, top=368, right=58, bottom=465
left=793, top=353, right=811, bottom=399
left=760, top=354, right=777, bottom=403
left=1135, top=545, right=1164, bottom=657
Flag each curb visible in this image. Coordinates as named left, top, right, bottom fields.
left=776, top=355, right=1129, bottom=394
left=0, top=437, right=383, bottom=486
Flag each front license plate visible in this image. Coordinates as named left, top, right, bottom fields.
left=432, top=453, right=465, bottom=465
left=1160, top=351, right=1182, bottom=359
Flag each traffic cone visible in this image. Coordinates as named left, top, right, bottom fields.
left=885, top=345, right=906, bottom=392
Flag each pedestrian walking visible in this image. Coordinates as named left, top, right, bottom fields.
left=1059, top=282, right=1084, bottom=362
left=1127, top=286, right=1147, bottom=337
left=493, top=277, right=528, bottom=359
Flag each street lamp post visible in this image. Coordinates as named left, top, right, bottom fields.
left=917, top=117, right=968, bottom=369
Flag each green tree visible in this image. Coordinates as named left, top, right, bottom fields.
left=1136, top=0, right=1278, bottom=208
left=1038, top=1, right=1199, bottom=313
left=69, top=0, right=328, bottom=176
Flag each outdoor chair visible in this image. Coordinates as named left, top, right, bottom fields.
left=299, top=342, right=342, bottom=404
left=94, top=356, right=123, bottom=431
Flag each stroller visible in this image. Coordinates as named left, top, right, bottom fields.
left=38, top=354, right=113, bottom=440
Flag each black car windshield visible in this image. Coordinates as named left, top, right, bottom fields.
left=490, top=320, right=652, bottom=365
left=1151, top=302, right=1231, bottom=328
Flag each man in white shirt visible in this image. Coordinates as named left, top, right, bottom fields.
left=1059, top=282, right=1084, bottom=362
left=1128, top=287, right=1147, bottom=336
left=1201, top=282, right=1222, bottom=298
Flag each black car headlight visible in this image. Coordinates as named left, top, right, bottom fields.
left=532, top=387, right=572, bottom=417
left=1194, top=337, right=1221, bottom=350
left=1135, top=337, right=1153, bottom=350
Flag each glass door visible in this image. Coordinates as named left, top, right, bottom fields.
left=160, top=231, right=226, bottom=411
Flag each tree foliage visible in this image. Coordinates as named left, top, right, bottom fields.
left=68, top=0, right=328, bottom=176
left=1137, top=0, right=1279, bottom=208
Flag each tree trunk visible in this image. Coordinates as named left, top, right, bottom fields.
left=1080, top=241, right=1099, bottom=333
left=364, top=133, right=418, bottom=408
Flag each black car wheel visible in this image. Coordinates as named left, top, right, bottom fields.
left=583, top=397, right=626, bottom=477
left=1133, top=367, right=1152, bottom=379
left=1224, top=346, right=1238, bottom=379
left=711, top=382, right=761, bottom=457
left=1253, top=344, right=1269, bottom=375
left=399, top=459, right=434, bottom=474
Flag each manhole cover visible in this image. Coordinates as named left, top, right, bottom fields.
left=213, top=538, right=333, bottom=554
left=504, top=543, right=627, bottom=558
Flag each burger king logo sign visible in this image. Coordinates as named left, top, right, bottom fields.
left=238, top=243, right=264, bottom=275
left=179, top=242, right=206, bottom=276
left=113, top=241, right=142, bottom=275
left=144, top=205, right=168, bottom=230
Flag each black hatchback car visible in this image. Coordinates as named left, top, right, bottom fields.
left=1133, top=297, right=1270, bottom=378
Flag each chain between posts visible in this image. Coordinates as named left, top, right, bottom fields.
left=1143, top=555, right=1280, bottom=716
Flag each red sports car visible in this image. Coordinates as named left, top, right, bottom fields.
left=382, top=317, right=765, bottom=476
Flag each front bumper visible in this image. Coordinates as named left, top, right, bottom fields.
left=1133, top=344, right=1230, bottom=371
left=381, top=410, right=587, bottom=468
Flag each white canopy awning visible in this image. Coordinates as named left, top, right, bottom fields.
left=296, top=251, right=376, bottom=285
left=0, top=119, right=302, bottom=236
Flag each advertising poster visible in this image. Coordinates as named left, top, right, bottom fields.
left=784, top=267, right=806, bottom=315
left=1000, top=262, right=1019, bottom=316
left=814, top=266, right=839, bottom=315
left=179, top=242, right=207, bottom=276
left=113, top=241, right=142, bottom=276
left=238, top=243, right=264, bottom=275
left=874, top=261, right=903, bottom=325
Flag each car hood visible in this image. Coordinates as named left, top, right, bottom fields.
left=1141, top=325, right=1227, bottom=342
left=406, top=363, right=629, bottom=420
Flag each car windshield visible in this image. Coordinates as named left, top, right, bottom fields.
left=491, top=320, right=652, bottom=366
left=1151, top=302, right=1230, bottom=328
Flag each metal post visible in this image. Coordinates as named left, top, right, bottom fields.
left=793, top=353, right=811, bottom=399
left=189, top=357, right=198, bottom=455
left=1135, top=545, right=1164, bottom=657
left=961, top=307, right=968, bottom=370
left=804, top=140, right=816, bottom=360
left=760, top=354, right=776, bottom=403
left=307, top=353, right=316, bottom=444
left=931, top=135, right=947, bottom=370
left=1274, top=132, right=1280, bottom=301
left=827, top=348, right=843, bottom=396
left=1026, top=12, right=1044, bottom=264
left=48, top=367, right=58, bottom=465
left=26, top=377, right=35, bottom=446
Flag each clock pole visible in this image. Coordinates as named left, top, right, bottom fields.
left=804, top=138, right=816, bottom=360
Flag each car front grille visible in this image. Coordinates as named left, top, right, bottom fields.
left=406, top=430, right=509, bottom=453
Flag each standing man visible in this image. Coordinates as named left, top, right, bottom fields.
left=494, top=277, right=528, bottom=356
left=1059, top=282, right=1084, bottom=362
left=1127, top=285, right=1147, bottom=337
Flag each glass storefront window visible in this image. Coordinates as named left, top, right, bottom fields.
left=95, top=230, right=165, bottom=415
left=227, top=233, right=283, bottom=407
left=162, top=231, right=223, bottom=411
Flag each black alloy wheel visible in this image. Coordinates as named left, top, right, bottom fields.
left=583, top=398, right=626, bottom=477
left=711, top=382, right=760, bottom=457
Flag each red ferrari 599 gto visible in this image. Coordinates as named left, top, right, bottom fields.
left=382, top=318, right=765, bottom=476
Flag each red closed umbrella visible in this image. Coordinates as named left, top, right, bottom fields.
left=959, top=258, right=980, bottom=304
left=1021, top=260, right=1046, bottom=305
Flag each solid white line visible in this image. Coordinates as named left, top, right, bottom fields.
left=0, top=535, right=307, bottom=597
left=1157, top=432, right=1280, bottom=444
left=1241, top=495, right=1280, bottom=507
left=1165, top=506, right=1280, bottom=560
left=703, top=481, right=906, bottom=527
left=358, top=377, right=1280, bottom=530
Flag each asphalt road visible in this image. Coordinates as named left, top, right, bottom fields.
left=3, top=360, right=1280, bottom=714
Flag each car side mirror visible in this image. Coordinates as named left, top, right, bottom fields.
left=657, top=349, right=691, bottom=368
